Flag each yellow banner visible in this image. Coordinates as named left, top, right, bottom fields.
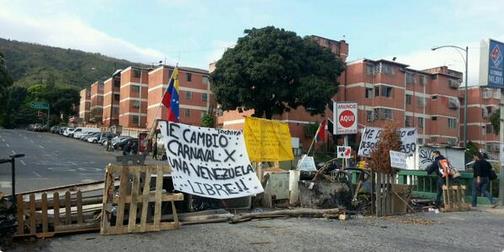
left=243, top=117, right=294, bottom=162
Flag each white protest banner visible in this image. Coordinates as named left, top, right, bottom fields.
left=159, top=121, right=264, bottom=199
left=296, top=155, right=317, bottom=171
left=358, top=127, right=417, bottom=157
left=390, top=150, right=407, bottom=169
left=337, top=146, right=352, bottom=159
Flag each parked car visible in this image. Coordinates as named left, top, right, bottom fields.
left=113, top=136, right=135, bottom=150
left=73, top=127, right=100, bottom=139
left=83, top=132, right=101, bottom=142
left=58, top=127, right=68, bottom=135
left=50, top=126, right=60, bottom=133
left=63, top=128, right=76, bottom=137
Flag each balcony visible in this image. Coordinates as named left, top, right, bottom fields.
left=448, top=79, right=461, bottom=89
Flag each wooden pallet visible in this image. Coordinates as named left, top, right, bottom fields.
left=442, top=185, right=470, bottom=212
left=100, top=164, right=183, bottom=235
left=15, top=190, right=101, bottom=238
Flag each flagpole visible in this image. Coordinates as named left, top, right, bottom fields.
left=306, top=121, right=322, bottom=155
left=148, top=65, right=178, bottom=137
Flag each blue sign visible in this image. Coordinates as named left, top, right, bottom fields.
left=487, top=39, right=504, bottom=88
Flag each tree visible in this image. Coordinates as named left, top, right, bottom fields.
left=369, top=123, right=402, bottom=174
left=211, top=26, right=345, bottom=119
left=0, top=51, right=13, bottom=125
left=1, top=86, right=31, bottom=128
left=201, top=113, right=215, bottom=127
left=490, top=109, right=499, bottom=134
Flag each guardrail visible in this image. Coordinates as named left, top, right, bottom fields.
left=348, top=169, right=500, bottom=205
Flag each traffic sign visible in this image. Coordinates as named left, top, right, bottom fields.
left=333, top=102, right=358, bottom=135
left=30, top=102, right=49, bottom=110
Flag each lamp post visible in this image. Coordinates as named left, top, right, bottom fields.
left=432, top=45, right=469, bottom=149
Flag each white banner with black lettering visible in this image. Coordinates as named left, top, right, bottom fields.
left=159, top=121, right=264, bottom=199
left=357, top=127, right=417, bottom=157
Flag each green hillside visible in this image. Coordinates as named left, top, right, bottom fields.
left=0, top=38, right=143, bottom=89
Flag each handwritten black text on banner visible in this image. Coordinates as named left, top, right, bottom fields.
left=159, top=121, right=264, bottom=199
left=357, top=127, right=417, bottom=157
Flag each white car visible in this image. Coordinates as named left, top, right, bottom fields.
left=63, top=128, right=76, bottom=137
left=87, top=134, right=100, bottom=143
left=73, top=127, right=100, bottom=139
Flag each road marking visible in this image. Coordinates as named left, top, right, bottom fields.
left=47, top=167, right=54, bottom=170
left=5, top=143, right=9, bottom=147
left=32, top=171, right=42, bottom=178
left=11, top=150, right=15, bottom=155
left=0, top=181, right=11, bottom=188
left=30, top=140, right=34, bottom=143
left=38, top=145, right=45, bottom=149
left=20, top=160, right=26, bottom=166
left=77, top=168, right=87, bottom=171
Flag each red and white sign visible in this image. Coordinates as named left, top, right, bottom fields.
left=333, top=102, right=358, bottom=135
left=337, top=146, right=352, bottom=159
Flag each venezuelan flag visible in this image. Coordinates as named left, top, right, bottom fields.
left=161, top=67, right=180, bottom=122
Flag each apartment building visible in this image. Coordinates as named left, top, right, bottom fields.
left=119, top=67, right=149, bottom=129
left=342, top=60, right=462, bottom=146
left=463, top=86, right=500, bottom=156
left=218, top=36, right=349, bottom=149
left=147, top=65, right=212, bottom=129
left=89, top=81, right=104, bottom=124
left=79, top=88, right=91, bottom=122
left=102, top=73, right=121, bottom=127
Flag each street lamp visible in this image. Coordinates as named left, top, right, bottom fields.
left=431, top=45, right=469, bottom=149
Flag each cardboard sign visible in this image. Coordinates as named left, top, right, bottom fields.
left=390, top=150, right=407, bottom=169
left=160, top=121, right=264, bottom=199
left=296, top=155, right=317, bottom=171
left=243, top=117, right=294, bottom=162
left=358, top=127, right=417, bottom=157
left=334, top=102, right=358, bottom=135
left=337, top=146, right=352, bottom=159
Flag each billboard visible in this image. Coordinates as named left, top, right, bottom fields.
left=333, top=102, right=358, bottom=135
left=480, top=39, right=504, bottom=88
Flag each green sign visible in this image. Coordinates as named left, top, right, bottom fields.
left=31, top=102, right=49, bottom=110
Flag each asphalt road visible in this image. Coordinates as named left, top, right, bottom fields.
left=0, top=129, right=124, bottom=193
left=11, top=209, right=504, bottom=252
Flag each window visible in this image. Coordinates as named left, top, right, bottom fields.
left=133, top=69, right=141, bottom=78
left=417, top=117, right=424, bottom=129
left=406, top=72, right=415, bottom=84
left=113, top=79, right=120, bottom=88
left=366, top=64, right=374, bottom=75
left=186, top=73, right=192, bottom=82
left=367, top=111, right=374, bottom=122
left=416, top=97, right=426, bottom=108
left=202, top=76, right=209, bottom=85
left=185, top=91, right=192, bottom=100
left=202, top=93, right=208, bottom=102
left=112, top=107, right=119, bottom=115
left=406, top=94, right=412, bottom=105
left=365, top=88, right=373, bottom=98
left=448, top=118, right=456, bottom=129
left=419, top=75, right=427, bottom=85
left=113, top=94, right=120, bottom=102
left=132, top=85, right=140, bottom=93
left=417, top=138, right=424, bottom=144
left=132, top=100, right=140, bottom=109
left=432, top=95, right=438, bottom=100
left=374, top=86, right=392, bottom=97
left=184, top=109, right=191, bottom=117
left=405, top=116, right=413, bottom=127
left=432, top=116, right=437, bottom=121
left=383, top=109, right=392, bottom=119
left=380, top=63, right=395, bottom=75
left=132, top=115, right=139, bottom=124
left=486, top=124, right=494, bottom=134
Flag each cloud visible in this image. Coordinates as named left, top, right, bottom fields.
left=206, top=40, right=236, bottom=64
left=0, top=2, right=168, bottom=64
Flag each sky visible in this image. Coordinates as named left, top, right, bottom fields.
left=1, top=0, right=504, bottom=85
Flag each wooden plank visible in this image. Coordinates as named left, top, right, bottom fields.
left=41, top=193, right=48, bottom=234
left=171, top=201, right=179, bottom=225
left=153, top=167, right=163, bottom=231
left=115, top=166, right=130, bottom=229
left=54, top=222, right=100, bottom=232
left=65, top=191, right=71, bottom=225
left=112, top=193, right=184, bottom=204
left=128, top=171, right=141, bottom=232
left=101, top=165, right=114, bottom=234
left=53, top=192, right=60, bottom=227
left=140, top=166, right=152, bottom=232
left=107, top=164, right=171, bottom=175
left=16, top=194, right=24, bottom=235
left=29, top=193, right=36, bottom=235
left=76, top=191, right=83, bottom=224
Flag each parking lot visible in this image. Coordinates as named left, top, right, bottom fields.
left=0, top=128, right=158, bottom=194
